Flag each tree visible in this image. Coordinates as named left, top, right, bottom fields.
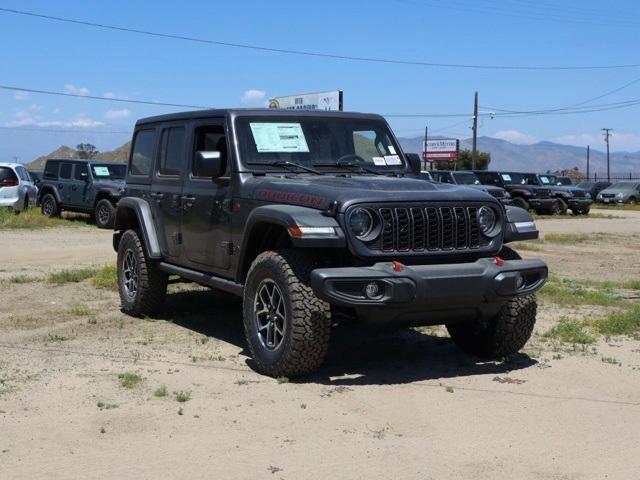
left=76, top=143, right=98, bottom=159
left=434, top=148, right=491, bottom=171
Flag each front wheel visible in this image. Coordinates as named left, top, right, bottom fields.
left=117, top=229, right=168, bottom=316
left=446, top=295, right=538, bottom=358
left=95, top=199, right=115, bottom=229
left=553, top=199, right=568, bottom=215
left=41, top=193, right=60, bottom=217
left=243, top=250, right=331, bottom=378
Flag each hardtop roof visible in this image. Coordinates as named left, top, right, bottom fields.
left=135, top=108, right=385, bottom=127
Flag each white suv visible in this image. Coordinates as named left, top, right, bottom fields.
left=0, top=163, right=38, bottom=213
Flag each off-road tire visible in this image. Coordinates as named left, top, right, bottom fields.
left=572, top=207, right=590, bottom=215
left=555, top=198, right=568, bottom=215
left=117, top=229, right=168, bottom=317
left=628, top=197, right=638, bottom=205
left=511, top=197, right=529, bottom=211
left=95, top=199, right=115, bottom=229
left=41, top=193, right=60, bottom=217
left=243, top=249, right=331, bottom=378
left=447, top=245, right=536, bottom=358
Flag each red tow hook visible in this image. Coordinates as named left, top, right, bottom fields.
left=494, top=256, right=505, bottom=267
left=391, top=260, right=403, bottom=273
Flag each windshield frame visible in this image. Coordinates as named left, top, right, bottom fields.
left=233, top=113, right=406, bottom=174
left=452, top=171, right=481, bottom=185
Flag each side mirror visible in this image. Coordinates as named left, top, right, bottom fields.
left=80, top=172, right=89, bottom=181
left=195, top=151, right=224, bottom=178
left=405, top=153, right=421, bottom=175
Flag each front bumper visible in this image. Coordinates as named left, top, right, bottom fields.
left=310, top=258, right=547, bottom=324
left=567, top=198, right=593, bottom=209
left=528, top=198, right=557, bottom=212
left=597, top=197, right=624, bottom=204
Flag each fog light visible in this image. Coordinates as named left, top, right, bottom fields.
left=515, top=273, right=525, bottom=289
left=365, top=282, right=382, bottom=299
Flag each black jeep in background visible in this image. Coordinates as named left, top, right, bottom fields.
left=38, top=159, right=125, bottom=228
left=536, top=174, right=592, bottom=215
left=473, top=170, right=558, bottom=214
left=430, top=170, right=512, bottom=205
left=113, top=109, right=547, bottom=377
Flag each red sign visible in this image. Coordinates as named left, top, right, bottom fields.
left=423, top=139, right=459, bottom=162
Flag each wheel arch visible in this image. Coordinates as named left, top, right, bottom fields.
left=38, top=185, right=61, bottom=205
left=113, top=197, right=161, bottom=258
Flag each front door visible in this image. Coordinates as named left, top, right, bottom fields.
left=181, top=120, right=232, bottom=272
left=56, top=161, right=75, bottom=206
left=70, top=163, right=91, bottom=207
left=151, top=125, right=187, bottom=260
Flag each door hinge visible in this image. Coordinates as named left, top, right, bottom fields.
left=222, top=241, right=234, bottom=255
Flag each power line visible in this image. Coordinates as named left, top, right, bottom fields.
left=0, top=126, right=130, bottom=134
left=2, top=7, right=640, bottom=71
left=0, top=85, right=210, bottom=109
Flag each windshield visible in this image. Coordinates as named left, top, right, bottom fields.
left=235, top=116, right=404, bottom=172
left=91, top=164, right=126, bottom=180
left=453, top=172, right=481, bottom=185
left=557, top=177, right=572, bottom=185
left=501, top=173, right=539, bottom=185
left=538, top=175, right=556, bottom=185
left=610, top=182, right=638, bottom=191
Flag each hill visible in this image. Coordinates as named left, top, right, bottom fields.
left=397, top=135, right=640, bottom=177
left=26, top=143, right=131, bottom=170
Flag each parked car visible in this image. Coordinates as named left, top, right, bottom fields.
left=596, top=181, right=640, bottom=205
left=431, top=170, right=512, bottom=205
left=535, top=174, right=593, bottom=215
left=575, top=181, right=611, bottom=199
left=473, top=170, right=558, bottom=214
left=38, top=159, right=126, bottom=228
left=113, top=109, right=547, bottom=377
left=0, top=162, right=38, bottom=213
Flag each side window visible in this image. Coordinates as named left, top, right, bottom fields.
left=192, top=125, right=227, bottom=178
left=15, top=167, right=27, bottom=181
left=353, top=130, right=394, bottom=160
left=59, top=163, right=72, bottom=179
left=130, top=130, right=156, bottom=176
left=74, top=164, right=89, bottom=180
left=44, top=161, right=59, bottom=180
left=158, top=127, right=185, bottom=176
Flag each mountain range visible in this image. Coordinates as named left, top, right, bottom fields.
left=25, top=137, right=640, bottom=177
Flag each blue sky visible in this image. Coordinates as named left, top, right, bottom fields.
left=1, top=0, right=639, bottom=162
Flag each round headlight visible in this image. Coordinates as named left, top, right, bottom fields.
left=477, top=206, right=497, bottom=236
left=349, top=208, right=374, bottom=238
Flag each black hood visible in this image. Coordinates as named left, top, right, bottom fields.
left=242, top=174, right=497, bottom=212
left=93, top=179, right=125, bottom=191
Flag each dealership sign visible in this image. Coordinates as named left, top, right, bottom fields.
left=423, top=139, right=459, bottom=161
left=269, top=90, right=343, bottom=111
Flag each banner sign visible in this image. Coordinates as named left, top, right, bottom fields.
left=269, top=90, right=343, bottom=111
left=423, top=139, right=459, bottom=161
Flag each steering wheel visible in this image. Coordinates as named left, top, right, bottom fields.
left=336, top=154, right=368, bottom=164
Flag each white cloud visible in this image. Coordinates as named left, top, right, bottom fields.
left=65, top=84, right=90, bottom=96
left=104, top=108, right=131, bottom=120
left=491, top=130, right=537, bottom=145
left=28, top=104, right=43, bottom=112
left=4, top=110, right=103, bottom=128
left=241, top=89, right=266, bottom=104
left=554, top=132, right=640, bottom=152
left=52, top=108, right=61, bottom=114
left=103, top=92, right=117, bottom=98
left=14, top=91, right=29, bottom=101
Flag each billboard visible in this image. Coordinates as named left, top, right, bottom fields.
left=269, top=90, right=343, bottom=111
left=423, top=139, right=459, bottom=161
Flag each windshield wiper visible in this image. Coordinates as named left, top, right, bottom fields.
left=250, top=161, right=322, bottom=175
left=314, top=161, right=383, bottom=176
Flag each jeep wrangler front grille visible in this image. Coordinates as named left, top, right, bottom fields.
left=373, top=206, right=485, bottom=252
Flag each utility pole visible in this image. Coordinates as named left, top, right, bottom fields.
left=471, top=91, right=478, bottom=170
left=586, top=145, right=590, bottom=180
left=423, top=126, right=428, bottom=171
left=602, top=128, right=612, bottom=182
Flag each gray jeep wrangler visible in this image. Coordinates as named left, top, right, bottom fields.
left=113, top=109, right=548, bottom=377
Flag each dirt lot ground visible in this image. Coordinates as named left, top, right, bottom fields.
left=1, top=212, right=639, bottom=479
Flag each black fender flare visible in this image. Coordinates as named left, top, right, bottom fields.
left=503, top=205, right=539, bottom=243
left=38, top=184, right=62, bottom=204
left=94, top=189, right=118, bottom=208
left=113, top=197, right=162, bottom=258
left=236, top=204, right=346, bottom=278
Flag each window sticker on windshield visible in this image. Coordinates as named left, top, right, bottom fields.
left=540, top=176, right=550, bottom=184
left=372, top=156, right=386, bottom=166
left=388, top=145, right=397, bottom=155
left=501, top=174, right=512, bottom=182
left=384, top=155, right=402, bottom=165
left=93, top=166, right=110, bottom=176
left=249, top=123, right=309, bottom=153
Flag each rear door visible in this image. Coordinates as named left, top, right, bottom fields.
left=152, top=125, right=187, bottom=260
left=57, top=162, right=75, bottom=206
left=180, top=119, right=232, bottom=272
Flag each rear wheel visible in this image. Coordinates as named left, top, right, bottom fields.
left=553, top=199, right=568, bottom=215
left=117, top=229, right=168, bottom=316
left=243, top=250, right=331, bottom=378
left=511, top=197, right=529, bottom=211
left=628, top=197, right=638, bottom=205
left=40, top=193, right=60, bottom=217
left=95, top=199, right=115, bottom=229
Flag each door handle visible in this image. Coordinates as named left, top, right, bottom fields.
left=71, top=185, right=77, bottom=191
left=149, top=192, right=165, bottom=200
left=180, top=195, right=196, bottom=209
